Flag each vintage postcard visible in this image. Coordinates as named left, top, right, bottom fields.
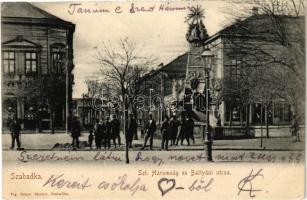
left=1, top=0, right=305, bottom=199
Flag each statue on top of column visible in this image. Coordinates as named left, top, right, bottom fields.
left=185, top=5, right=209, bottom=48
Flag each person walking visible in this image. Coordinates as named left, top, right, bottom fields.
left=161, top=116, right=170, bottom=150
left=99, top=118, right=107, bottom=149
left=169, top=115, right=179, bottom=146
left=186, top=115, right=195, bottom=144
left=141, top=114, right=157, bottom=150
left=111, top=114, right=121, bottom=147
left=127, top=114, right=137, bottom=148
left=71, top=116, right=81, bottom=150
left=176, top=115, right=190, bottom=146
left=291, top=116, right=300, bottom=142
left=94, top=119, right=103, bottom=149
left=10, top=118, right=21, bottom=150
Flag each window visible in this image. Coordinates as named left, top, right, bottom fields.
left=51, top=53, right=64, bottom=74
left=2, top=52, right=15, bottom=74
left=25, top=52, right=37, bottom=75
left=273, top=103, right=291, bottom=122
left=230, top=59, right=241, bottom=77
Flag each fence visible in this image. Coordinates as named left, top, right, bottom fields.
left=213, top=127, right=255, bottom=140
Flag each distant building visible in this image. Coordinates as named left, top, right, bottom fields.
left=1, top=2, right=75, bottom=130
left=138, top=54, right=187, bottom=124
left=72, top=96, right=112, bottom=129
left=72, top=78, right=116, bottom=129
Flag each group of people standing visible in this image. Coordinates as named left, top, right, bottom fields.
left=70, top=113, right=196, bottom=151
left=70, top=115, right=121, bottom=150
left=141, top=113, right=195, bottom=150
left=159, top=114, right=195, bottom=150
left=90, top=115, right=121, bottom=149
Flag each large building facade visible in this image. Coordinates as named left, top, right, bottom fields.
left=1, top=2, right=75, bottom=130
left=139, top=12, right=303, bottom=132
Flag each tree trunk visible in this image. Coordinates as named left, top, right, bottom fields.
left=246, top=105, right=250, bottom=127
left=229, top=104, right=233, bottom=128
left=260, top=102, right=263, bottom=147
left=133, top=107, right=138, bottom=140
left=266, top=105, right=269, bottom=138
left=122, top=92, right=129, bottom=164
left=240, top=107, right=243, bottom=126
left=245, top=105, right=250, bottom=136
left=51, top=111, right=55, bottom=134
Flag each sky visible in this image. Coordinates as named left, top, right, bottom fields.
left=34, top=1, right=254, bottom=98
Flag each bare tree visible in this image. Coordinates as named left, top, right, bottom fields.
left=95, top=38, right=155, bottom=163
left=217, top=0, right=305, bottom=140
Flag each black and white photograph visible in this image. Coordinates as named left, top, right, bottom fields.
left=1, top=1, right=305, bottom=199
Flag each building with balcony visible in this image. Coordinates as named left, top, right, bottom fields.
left=1, top=2, right=75, bottom=130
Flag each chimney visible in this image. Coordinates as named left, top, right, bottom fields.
left=252, top=7, right=259, bottom=15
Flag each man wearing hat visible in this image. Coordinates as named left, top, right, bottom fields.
left=141, top=114, right=157, bottom=150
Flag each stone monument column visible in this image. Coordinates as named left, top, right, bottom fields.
left=183, top=6, right=209, bottom=121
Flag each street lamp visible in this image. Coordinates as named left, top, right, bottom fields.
left=82, top=94, right=86, bottom=126
left=201, top=48, right=214, bottom=162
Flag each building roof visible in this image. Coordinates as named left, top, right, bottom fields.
left=160, top=53, right=188, bottom=74
left=141, top=13, right=303, bottom=82
left=204, top=14, right=303, bottom=45
left=1, top=2, right=74, bottom=28
left=140, top=52, right=188, bottom=82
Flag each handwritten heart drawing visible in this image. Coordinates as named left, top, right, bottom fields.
left=157, top=178, right=176, bottom=196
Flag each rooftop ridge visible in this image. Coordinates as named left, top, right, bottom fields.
left=1, top=2, right=69, bottom=23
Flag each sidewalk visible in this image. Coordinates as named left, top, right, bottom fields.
left=1, top=131, right=304, bottom=151
left=213, top=137, right=305, bottom=151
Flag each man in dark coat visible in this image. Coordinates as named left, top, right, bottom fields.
left=291, top=116, right=300, bottom=142
left=126, top=114, right=137, bottom=148
left=10, top=118, right=21, bottom=149
left=176, top=115, right=190, bottom=146
left=111, top=115, right=121, bottom=147
left=161, top=116, right=170, bottom=150
left=169, top=115, right=179, bottom=146
left=186, top=115, right=195, bottom=144
left=141, top=114, right=157, bottom=150
left=94, top=119, right=103, bottom=149
left=93, top=119, right=99, bottom=149
left=104, top=117, right=112, bottom=148
left=93, top=119, right=101, bottom=149
left=71, top=117, right=81, bottom=150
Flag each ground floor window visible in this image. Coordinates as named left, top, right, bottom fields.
left=224, top=101, right=291, bottom=126
left=273, top=103, right=291, bottom=124
left=225, top=102, right=247, bottom=124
